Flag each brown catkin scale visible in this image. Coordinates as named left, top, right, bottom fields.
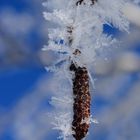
left=70, top=63, right=91, bottom=140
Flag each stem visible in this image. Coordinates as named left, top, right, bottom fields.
left=67, top=1, right=97, bottom=139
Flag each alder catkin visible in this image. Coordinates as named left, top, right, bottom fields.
left=68, top=2, right=97, bottom=139
left=70, top=63, right=91, bottom=140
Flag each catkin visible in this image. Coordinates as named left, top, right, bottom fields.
left=70, top=63, right=91, bottom=140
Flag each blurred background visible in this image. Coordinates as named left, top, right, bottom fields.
left=0, top=1, right=140, bottom=140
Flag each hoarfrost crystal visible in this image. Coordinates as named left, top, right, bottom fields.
left=43, top=0, right=137, bottom=139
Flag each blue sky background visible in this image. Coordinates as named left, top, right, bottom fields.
left=0, top=1, right=140, bottom=140
left=0, top=0, right=45, bottom=106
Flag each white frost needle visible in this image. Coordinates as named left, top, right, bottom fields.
left=43, top=0, right=139, bottom=139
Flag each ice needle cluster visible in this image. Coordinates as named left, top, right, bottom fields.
left=42, top=0, right=137, bottom=139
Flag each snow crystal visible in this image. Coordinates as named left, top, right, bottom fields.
left=43, top=0, right=139, bottom=139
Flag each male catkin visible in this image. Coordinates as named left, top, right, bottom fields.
left=70, top=63, right=90, bottom=140
left=69, top=1, right=97, bottom=139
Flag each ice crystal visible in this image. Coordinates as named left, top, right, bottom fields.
left=43, top=0, right=138, bottom=139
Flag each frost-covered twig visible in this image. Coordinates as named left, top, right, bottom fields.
left=67, top=2, right=97, bottom=139
left=43, top=0, right=139, bottom=139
